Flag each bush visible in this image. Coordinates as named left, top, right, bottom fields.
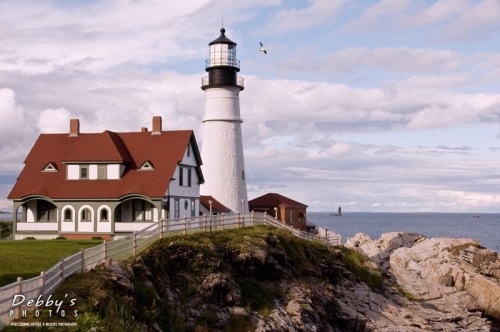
left=92, top=236, right=103, bottom=240
left=23, top=236, right=36, bottom=240
left=55, top=236, right=67, bottom=240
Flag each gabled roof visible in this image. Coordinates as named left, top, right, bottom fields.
left=8, top=129, right=203, bottom=200
left=200, top=195, right=231, bottom=213
left=248, top=193, right=308, bottom=208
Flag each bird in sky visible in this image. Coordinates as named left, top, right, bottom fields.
left=259, top=42, right=267, bottom=54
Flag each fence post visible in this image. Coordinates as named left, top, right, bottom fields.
left=221, top=213, right=224, bottom=230
left=251, top=211, right=254, bottom=227
left=80, top=249, right=85, bottom=272
left=160, top=220, right=164, bottom=239
left=166, top=219, right=170, bottom=232
left=133, top=231, right=137, bottom=256
left=237, top=212, right=240, bottom=228
left=102, top=240, right=107, bottom=263
left=59, top=258, right=64, bottom=280
left=203, top=214, right=207, bottom=232
left=183, top=216, right=187, bottom=235
left=39, top=272, right=45, bottom=298
left=16, top=277, right=22, bottom=318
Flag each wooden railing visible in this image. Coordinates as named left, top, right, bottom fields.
left=0, top=212, right=340, bottom=327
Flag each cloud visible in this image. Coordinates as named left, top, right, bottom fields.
left=444, top=0, right=500, bottom=40
left=0, top=88, right=26, bottom=145
left=38, top=108, right=74, bottom=134
left=262, top=0, right=345, bottom=34
left=343, top=0, right=411, bottom=32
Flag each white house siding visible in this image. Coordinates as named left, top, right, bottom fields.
left=108, top=164, right=121, bottom=179
left=67, top=165, right=79, bottom=180
left=17, top=223, right=58, bottom=231
left=89, top=165, right=98, bottom=179
left=61, top=205, right=76, bottom=232
left=25, top=200, right=36, bottom=222
left=97, top=205, right=112, bottom=232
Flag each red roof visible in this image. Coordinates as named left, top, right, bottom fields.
left=200, top=195, right=231, bottom=212
left=8, top=130, right=201, bottom=200
left=248, top=193, right=308, bottom=208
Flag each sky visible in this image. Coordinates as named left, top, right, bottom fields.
left=1, top=0, right=500, bottom=213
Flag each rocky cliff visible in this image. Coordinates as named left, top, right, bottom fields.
left=35, top=226, right=499, bottom=332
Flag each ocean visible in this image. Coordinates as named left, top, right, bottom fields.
left=1, top=212, right=498, bottom=253
left=308, top=212, right=500, bottom=253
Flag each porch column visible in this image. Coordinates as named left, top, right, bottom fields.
left=154, top=201, right=162, bottom=222
left=12, top=202, right=20, bottom=234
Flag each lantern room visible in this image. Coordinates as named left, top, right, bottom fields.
left=206, top=28, right=240, bottom=71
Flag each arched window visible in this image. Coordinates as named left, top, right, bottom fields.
left=64, top=209, right=73, bottom=222
left=81, top=208, right=91, bottom=222
left=100, top=209, right=108, bottom=222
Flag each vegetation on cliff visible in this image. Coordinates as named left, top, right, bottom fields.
left=5, top=225, right=382, bottom=332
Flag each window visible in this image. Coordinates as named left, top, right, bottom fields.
left=98, top=165, right=107, bottom=179
left=80, top=166, right=89, bottom=179
left=133, top=200, right=153, bottom=221
left=174, top=199, right=180, bottom=218
left=100, top=209, right=109, bottom=222
left=179, top=167, right=191, bottom=187
left=187, top=143, right=191, bottom=157
left=184, top=200, right=188, bottom=210
left=81, top=208, right=92, bottom=222
left=64, top=209, right=72, bottom=222
left=191, top=200, right=195, bottom=217
left=242, top=170, right=245, bottom=180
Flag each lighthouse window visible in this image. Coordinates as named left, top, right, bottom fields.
left=179, top=167, right=184, bottom=186
left=242, top=170, right=245, bottom=180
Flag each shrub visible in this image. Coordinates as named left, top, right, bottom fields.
left=55, top=236, right=67, bottom=240
left=23, top=236, right=36, bottom=240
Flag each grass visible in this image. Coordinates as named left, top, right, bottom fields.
left=339, top=246, right=383, bottom=290
left=0, top=239, right=103, bottom=286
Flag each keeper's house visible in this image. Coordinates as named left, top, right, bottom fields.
left=7, top=116, right=204, bottom=240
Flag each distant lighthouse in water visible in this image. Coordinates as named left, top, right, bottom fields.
left=200, top=28, right=248, bottom=213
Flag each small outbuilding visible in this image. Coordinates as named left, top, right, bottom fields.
left=248, top=193, right=308, bottom=230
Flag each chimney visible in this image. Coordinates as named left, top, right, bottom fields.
left=141, top=127, right=148, bottom=132
left=69, top=119, right=80, bottom=137
left=152, top=116, right=162, bottom=135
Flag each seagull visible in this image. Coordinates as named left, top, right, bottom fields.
left=259, top=42, right=267, bottom=54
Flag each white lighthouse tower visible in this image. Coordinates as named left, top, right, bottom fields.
left=200, top=28, right=248, bottom=213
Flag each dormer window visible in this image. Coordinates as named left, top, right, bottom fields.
left=80, top=166, right=89, bottom=179
left=42, top=162, right=57, bottom=172
left=139, top=161, right=155, bottom=171
left=98, top=165, right=107, bottom=179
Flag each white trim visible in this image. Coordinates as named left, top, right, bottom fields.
left=139, top=160, right=155, bottom=171
left=61, top=205, right=76, bottom=232
left=97, top=205, right=112, bottom=222
left=97, top=205, right=112, bottom=233
left=42, top=162, right=57, bottom=172
left=78, top=205, right=94, bottom=232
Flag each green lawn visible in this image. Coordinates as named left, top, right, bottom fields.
left=0, top=239, right=103, bottom=287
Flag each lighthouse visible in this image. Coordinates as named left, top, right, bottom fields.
left=200, top=28, right=248, bottom=213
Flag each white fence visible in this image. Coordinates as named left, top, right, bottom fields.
left=0, top=212, right=341, bottom=327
